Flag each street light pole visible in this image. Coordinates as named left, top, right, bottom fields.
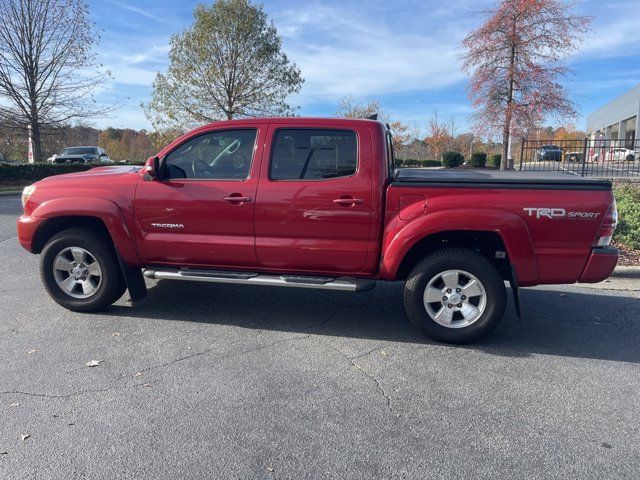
left=28, top=124, right=34, bottom=164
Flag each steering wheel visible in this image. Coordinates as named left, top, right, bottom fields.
left=210, top=139, right=241, bottom=167
left=192, top=158, right=211, bottom=178
left=232, top=153, right=248, bottom=170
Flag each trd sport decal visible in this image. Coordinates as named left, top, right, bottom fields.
left=523, top=208, right=600, bottom=219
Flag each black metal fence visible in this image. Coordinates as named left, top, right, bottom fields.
left=518, top=138, right=640, bottom=178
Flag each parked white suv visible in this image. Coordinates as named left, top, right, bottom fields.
left=592, top=148, right=636, bottom=162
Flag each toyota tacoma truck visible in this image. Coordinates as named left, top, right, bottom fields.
left=17, top=118, right=619, bottom=343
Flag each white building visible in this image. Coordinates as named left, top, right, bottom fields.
left=586, top=84, right=640, bottom=144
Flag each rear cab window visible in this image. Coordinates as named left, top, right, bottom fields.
left=270, top=129, right=357, bottom=181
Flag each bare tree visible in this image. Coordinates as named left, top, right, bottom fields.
left=335, top=96, right=382, bottom=119
left=0, top=0, right=110, bottom=162
left=425, top=112, right=454, bottom=162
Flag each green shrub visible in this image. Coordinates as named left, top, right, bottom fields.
left=395, top=159, right=441, bottom=168
left=441, top=151, right=464, bottom=168
left=0, top=162, right=142, bottom=184
left=614, top=185, right=640, bottom=250
left=489, top=154, right=501, bottom=168
left=470, top=152, right=487, bottom=168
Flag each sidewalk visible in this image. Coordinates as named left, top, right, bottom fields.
left=611, top=266, right=640, bottom=278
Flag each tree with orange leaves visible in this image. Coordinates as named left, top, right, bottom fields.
left=460, top=0, right=591, bottom=170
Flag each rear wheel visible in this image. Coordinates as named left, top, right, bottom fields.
left=404, top=248, right=507, bottom=343
left=40, top=228, right=126, bottom=311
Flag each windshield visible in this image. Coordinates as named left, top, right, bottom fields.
left=61, top=147, right=98, bottom=156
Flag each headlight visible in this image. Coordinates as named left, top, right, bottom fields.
left=22, top=185, right=36, bottom=208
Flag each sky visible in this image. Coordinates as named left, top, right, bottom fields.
left=89, top=0, right=640, bottom=134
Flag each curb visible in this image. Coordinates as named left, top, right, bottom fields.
left=0, top=191, right=21, bottom=197
left=611, top=266, right=640, bottom=279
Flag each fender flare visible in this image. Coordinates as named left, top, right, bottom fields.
left=380, top=208, right=538, bottom=284
left=31, top=197, right=140, bottom=265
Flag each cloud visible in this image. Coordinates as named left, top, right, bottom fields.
left=97, top=41, right=170, bottom=86
left=86, top=0, right=640, bottom=131
left=109, top=1, right=165, bottom=23
left=272, top=3, right=469, bottom=106
left=579, top=18, right=640, bottom=58
left=119, top=45, right=170, bottom=66
left=95, top=100, right=152, bottom=130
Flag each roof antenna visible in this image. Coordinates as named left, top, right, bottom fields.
left=366, top=114, right=378, bottom=121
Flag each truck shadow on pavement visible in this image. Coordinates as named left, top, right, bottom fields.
left=105, top=280, right=640, bottom=363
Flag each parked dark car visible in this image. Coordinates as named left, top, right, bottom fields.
left=536, top=145, right=563, bottom=161
left=49, top=146, right=111, bottom=164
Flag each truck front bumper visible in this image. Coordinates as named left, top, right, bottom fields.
left=578, top=246, right=619, bottom=283
left=16, top=215, right=44, bottom=252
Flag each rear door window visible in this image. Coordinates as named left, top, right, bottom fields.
left=270, top=129, right=357, bottom=180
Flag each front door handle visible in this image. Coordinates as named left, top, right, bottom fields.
left=333, top=197, right=363, bottom=206
left=224, top=194, right=252, bottom=204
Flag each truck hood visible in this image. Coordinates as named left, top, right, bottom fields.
left=33, top=165, right=144, bottom=198
left=25, top=166, right=144, bottom=216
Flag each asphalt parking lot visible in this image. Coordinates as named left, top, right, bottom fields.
left=1, top=195, right=639, bottom=479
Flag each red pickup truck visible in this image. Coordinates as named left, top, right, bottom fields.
left=17, top=118, right=619, bottom=343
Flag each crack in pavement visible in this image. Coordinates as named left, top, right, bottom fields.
left=129, top=307, right=336, bottom=376
left=138, top=332, right=314, bottom=375
left=1, top=334, right=317, bottom=402
left=0, top=305, right=336, bottom=403
left=327, top=342, right=397, bottom=417
left=348, top=346, right=383, bottom=360
left=137, top=347, right=213, bottom=374
left=0, top=381, right=150, bottom=399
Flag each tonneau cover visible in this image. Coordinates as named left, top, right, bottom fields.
left=392, top=168, right=611, bottom=190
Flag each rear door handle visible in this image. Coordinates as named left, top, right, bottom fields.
left=333, top=197, right=363, bottom=205
left=224, top=195, right=252, bottom=203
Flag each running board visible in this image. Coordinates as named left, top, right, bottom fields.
left=142, top=268, right=376, bottom=292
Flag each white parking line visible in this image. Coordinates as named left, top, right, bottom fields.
left=559, top=165, right=580, bottom=176
left=606, top=165, right=640, bottom=176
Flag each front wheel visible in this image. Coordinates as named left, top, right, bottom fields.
left=404, top=248, right=507, bottom=344
left=40, top=228, right=126, bottom=311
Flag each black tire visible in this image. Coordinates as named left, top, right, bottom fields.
left=625, top=154, right=635, bottom=162
left=40, top=228, right=126, bottom=312
left=404, top=248, right=507, bottom=344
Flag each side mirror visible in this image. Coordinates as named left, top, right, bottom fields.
left=100, top=152, right=108, bottom=157
left=146, top=156, right=161, bottom=179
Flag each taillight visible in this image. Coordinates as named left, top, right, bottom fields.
left=595, top=198, right=618, bottom=247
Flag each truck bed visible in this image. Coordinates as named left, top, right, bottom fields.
left=393, top=168, right=612, bottom=190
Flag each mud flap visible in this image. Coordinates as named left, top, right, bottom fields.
left=117, top=253, right=147, bottom=302
left=509, top=266, right=522, bottom=319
